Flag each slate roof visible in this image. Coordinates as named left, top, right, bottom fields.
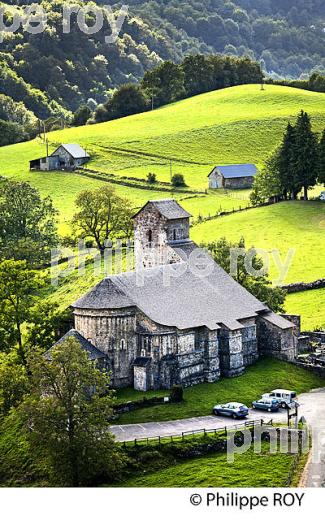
left=73, top=278, right=134, bottom=310
left=45, top=329, right=106, bottom=360
left=133, top=199, right=192, bottom=220
left=52, top=144, right=90, bottom=159
left=262, top=312, right=294, bottom=330
left=133, top=357, right=152, bottom=367
left=72, top=244, right=277, bottom=331
left=209, top=164, right=257, bottom=179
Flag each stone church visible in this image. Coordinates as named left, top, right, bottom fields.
left=52, top=199, right=298, bottom=391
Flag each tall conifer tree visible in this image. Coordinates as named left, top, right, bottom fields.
left=294, top=110, right=318, bottom=200
left=319, top=129, right=325, bottom=185
left=278, top=122, right=296, bottom=199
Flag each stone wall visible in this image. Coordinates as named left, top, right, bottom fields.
left=219, top=328, right=245, bottom=377
left=282, top=279, right=325, bottom=293
left=74, top=307, right=137, bottom=387
left=224, top=176, right=254, bottom=189
left=241, top=319, right=258, bottom=366
left=133, top=204, right=183, bottom=269
left=257, top=317, right=297, bottom=361
left=166, top=218, right=190, bottom=243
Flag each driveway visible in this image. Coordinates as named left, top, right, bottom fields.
left=110, top=408, right=288, bottom=443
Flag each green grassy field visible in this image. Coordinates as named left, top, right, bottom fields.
left=114, top=358, right=324, bottom=424
left=192, top=201, right=325, bottom=284
left=1, top=84, right=325, bottom=232
left=286, top=289, right=325, bottom=330
left=118, top=445, right=296, bottom=487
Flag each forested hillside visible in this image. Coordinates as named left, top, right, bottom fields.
left=0, top=0, right=324, bottom=124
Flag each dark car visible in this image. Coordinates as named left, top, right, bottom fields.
left=212, top=402, right=249, bottom=419
left=252, top=398, right=280, bottom=412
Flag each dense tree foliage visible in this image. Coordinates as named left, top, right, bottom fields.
left=23, top=338, right=125, bottom=486
left=72, top=186, right=134, bottom=253
left=0, top=0, right=324, bottom=128
left=0, top=180, right=59, bottom=266
left=0, top=260, right=45, bottom=364
left=94, top=54, right=263, bottom=122
left=0, top=351, right=29, bottom=416
left=251, top=111, right=323, bottom=203
left=319, top=129, right=325, bottom=185
left=206, top=237, right=286, bottom=313
left=95, top=83, right=149, bottom=123
left=0, top=340, right=124, bottom=487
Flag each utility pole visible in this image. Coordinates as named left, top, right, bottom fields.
left=170, top=159, right=173, bottom=182
left=151, top=90, right=154, bottom=111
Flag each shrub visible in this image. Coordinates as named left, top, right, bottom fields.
left=147, top=173, right=157, bottom=184
left=171, top=174, right=186, bottom=187
left=170, top=385, right=184, bottom=403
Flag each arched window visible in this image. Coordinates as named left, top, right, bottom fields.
left=147, top=229, right=153, bottom=246
left=120, top=339, right=126, bottom=350
left=173, top=229, right=177, bottom=241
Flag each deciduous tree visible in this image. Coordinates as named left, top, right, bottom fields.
left=23, top=338, right=125, bottom=486
left=0, top=260, right=45, bottom=364
left=0, top=180, right=58, bottom=266
left=72, top=186, right=134, bottom=254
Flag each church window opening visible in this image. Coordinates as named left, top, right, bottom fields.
left=147, top=229, right=153, bottom=247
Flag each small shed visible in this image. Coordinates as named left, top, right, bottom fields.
left=30, top=143, right=90, bottom=171
left=208, top=164, right=257, bottom=189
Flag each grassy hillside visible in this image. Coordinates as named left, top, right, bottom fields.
left=119, top=446, right=296, bottom=488
left=2, top=85, right=325, bottom=182
left=286, top=289, right=325, bottom=331
left=1, top=84, right=325, bottom=230
left=192, top=201, right=325, bottom=284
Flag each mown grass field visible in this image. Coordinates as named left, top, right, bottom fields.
left=114, top=358, right=324, bottom=424
left=118, top=445, right=296, bottom=487
left=286, top=289, right=325, bottom=330
left=192, top=201, right=325, bottom=284
left=1, top=84, right=325, bottom=230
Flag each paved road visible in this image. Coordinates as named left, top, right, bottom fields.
left=111, top=389, right=325, bottom=488
left=110, top=408, right=288, bottom=442
left=298, top=388, right=325, bottom=488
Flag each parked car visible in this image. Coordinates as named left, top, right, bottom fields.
left=213, top=402, right=249, bottom=419
left=252, top=398, right=280, bottom=412
left=262, top=389, right=297, bottom=409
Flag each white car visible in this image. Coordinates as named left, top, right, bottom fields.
left=262, top=389, right=297, bottom=408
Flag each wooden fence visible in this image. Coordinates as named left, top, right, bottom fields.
left=123, top=418, right=273, bottom=447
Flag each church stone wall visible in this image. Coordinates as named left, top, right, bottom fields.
left=166, top=218, right=190, bottom=243
left=74, top=307, right=137, bottom=387
left=257, top=317, right=297, bottom=361
left=219, top=328, right=245, bottom=377
left=134, top=204, right=183, bottom=269
left=241, top=318, right=258, bottom=366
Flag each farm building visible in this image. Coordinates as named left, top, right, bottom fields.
left=30, top=144, right=90, bottom=171
left=208, top=164, right=257, bottom=189
left=49, top=199, right=299, bottom=392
